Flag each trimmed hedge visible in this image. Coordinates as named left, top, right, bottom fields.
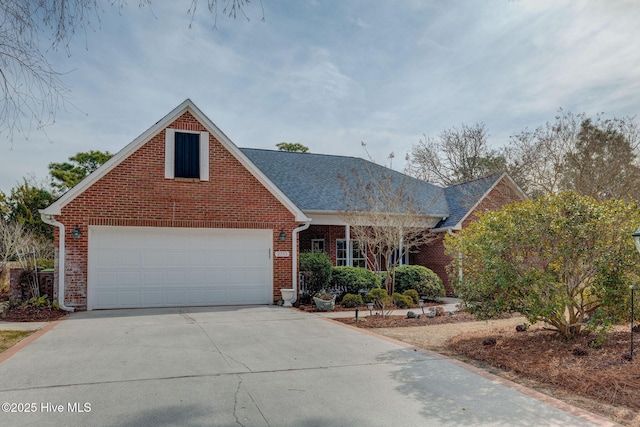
left=299, top=252, right=332, bottom=296
left=393, top=265, right=445, bottom=301
left=330, top=266, right=379, bottom=295
left=392, top=292, right=412, bottom=308
left=364, top=288, right=390, bottom=305
left=341, top=293, right=363, bottom=308
left=403, top=289, right=420, bottom=305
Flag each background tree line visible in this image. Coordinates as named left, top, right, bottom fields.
left=0, top=150, right=113, bottom=276
left=405, top=110, right=640, bottom=202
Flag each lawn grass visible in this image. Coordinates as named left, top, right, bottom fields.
left=0, top=330, right=35, bottom=353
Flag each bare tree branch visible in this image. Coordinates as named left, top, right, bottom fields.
left=339, top=166, right=439, bottom=295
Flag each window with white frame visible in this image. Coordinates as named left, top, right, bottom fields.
left=311, top=239, right=325, bottom=253
left=336, top=239, right=366, bottom=268
left=165, top=129, right=209, bottom=181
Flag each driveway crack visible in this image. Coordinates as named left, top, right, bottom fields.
left=233, top=374, right=270, bottom=427
left=180, top=309, right=253, bottom=372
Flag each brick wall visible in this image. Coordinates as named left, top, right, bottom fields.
left=55, top=111, right=297, bottom=310
left=299, top=225, right=346, bottom=264
left=9, top=268, right=54, bottom=301
left=413, top=177, right=525, bottom=296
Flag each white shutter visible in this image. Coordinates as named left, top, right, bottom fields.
left=165, top=128, right=175, bottom=179
left=200, top=131, right=209, bottom=181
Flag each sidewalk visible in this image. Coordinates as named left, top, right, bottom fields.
left=313, top=297, right=461, bottom=318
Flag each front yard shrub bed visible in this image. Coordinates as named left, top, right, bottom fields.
left=447, top=326, right=640, bottom=424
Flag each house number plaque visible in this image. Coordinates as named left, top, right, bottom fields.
left=275, top=251, right=290, bottom=258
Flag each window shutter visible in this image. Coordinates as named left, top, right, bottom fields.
left=165, top=128, right=175, bottom=179
left=200, top=132, right=209, bottom=181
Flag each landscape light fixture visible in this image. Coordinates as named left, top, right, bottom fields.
left=71, top=225, right=82, bottom=239
left=367, top=302, right=374, bottom=316
left=630, top=226, right=640, bottom=360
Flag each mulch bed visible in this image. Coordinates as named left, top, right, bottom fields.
left=447, top=326, right=640, bottom=423
left=333, top=312, right=520, bottom=328
left=2, top=305, right=69, bottom=322
left=296, top=300, right=443, bottom=314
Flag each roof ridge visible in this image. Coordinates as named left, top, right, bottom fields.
left=240, top=147, right=366, bottom=161
left=445, top=171, right=504, bottom=189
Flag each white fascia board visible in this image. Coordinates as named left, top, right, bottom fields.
left=450, top=172, right=527, bottom=230
left=185, top=101, right=309, bottom=222
left=43, top=99, right=196, bottom=215
left=305, top=210, right=443, bottom=228
left=43, top=99, right=310, bottom=222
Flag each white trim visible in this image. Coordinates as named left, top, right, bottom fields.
left=305, top=210, right=443, bottom=227
left=200, top=131, right=209, bottom=181
left=291, top=221, right=311, bottom=303
left=310, top=238, right=325, bottom=252
left=165, top=128, right=175, bottom=179
left=451, top=172, right=527, bottom=230
left=43, top=99, right=309, bottom=222
left=165, top=129, right=208, bottom=181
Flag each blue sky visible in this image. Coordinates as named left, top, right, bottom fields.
left=2, top=0, right=640, bottom=194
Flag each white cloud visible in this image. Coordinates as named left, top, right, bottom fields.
left=2, top=0, right=640, bottom=193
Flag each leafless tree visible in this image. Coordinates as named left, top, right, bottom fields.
left=0, top=218, right=26, bottom=275
left=339, top=167, right=438, bottom=295
left=0, top=0, right=262, bottom=143
left=405, top=123, right=506, bottom=187
left=505, top=110, right=640, bottom=200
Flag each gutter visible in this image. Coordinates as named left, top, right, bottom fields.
left=39, top=212, right=75, bottom=312
left=291, top=221, right=311, bottom=303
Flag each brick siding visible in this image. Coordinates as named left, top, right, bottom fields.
left=414, top=178, right=525, bottom=296
left=54, top=111, right=297, bottom=310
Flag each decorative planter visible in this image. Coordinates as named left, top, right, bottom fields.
left=280, top=289, right=294, bottom=307
left=313, top=296, right=336, bottom=311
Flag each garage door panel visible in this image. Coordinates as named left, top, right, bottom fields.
left=96, top=251, right=119, bottom=267
left=89, top=227, right=273, bottom=309
left=121, top=252, right=142, bottom=267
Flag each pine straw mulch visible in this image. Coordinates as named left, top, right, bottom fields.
left=334, top=311, right=516, bottom=328
left=295, top=300, right=443, bottom=315
left=447, top=325, right=640, bottom=425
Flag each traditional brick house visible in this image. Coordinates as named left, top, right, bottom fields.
left=41, top=99, right=525, bottom=310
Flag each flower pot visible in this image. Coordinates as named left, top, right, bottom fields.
left=313, top=296, right=336, bottom=311
left=281, top=289, right=294, bottom=307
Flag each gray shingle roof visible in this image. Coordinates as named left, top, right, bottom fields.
left=435, top=173, right=504, bottom=229
left=240, top=148, right=449, bottom=217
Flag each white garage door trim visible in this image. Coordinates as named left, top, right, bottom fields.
left=88, top=226, right=273, bottom=310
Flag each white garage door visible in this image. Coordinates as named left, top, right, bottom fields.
left=88, top=226, right=273, bottom=309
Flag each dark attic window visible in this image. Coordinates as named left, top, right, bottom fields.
left=174, top=132, right=200, bottom=179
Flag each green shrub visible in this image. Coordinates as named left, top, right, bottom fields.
left=392, top=293, right=412, bottom=308
left=331, top=266, right=379, bottom=294
left=299, top=252, right=333, bottom=296
left=341, top=293, right=363, bottom=308
left=403, top=289, right=420, bottom=305
left=365, top=288, right=390, bottom=304
left=393, top=265, right=445, bottom=300
left=37, top=259, right=54, bottom=269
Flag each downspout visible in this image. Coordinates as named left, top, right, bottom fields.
left=291, top=221, right=311, bottom=303
left=40, top=213, right=75, bottom=312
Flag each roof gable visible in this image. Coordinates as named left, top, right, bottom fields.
left=42, top=100, right=309, bottom=222
left=434, top=172, right=527, bottom=230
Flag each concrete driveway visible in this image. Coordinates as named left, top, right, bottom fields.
left=0, top=306, right=612, bottom=426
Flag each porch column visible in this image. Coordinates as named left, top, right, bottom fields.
left=345, top=224, right=351, bottom=267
